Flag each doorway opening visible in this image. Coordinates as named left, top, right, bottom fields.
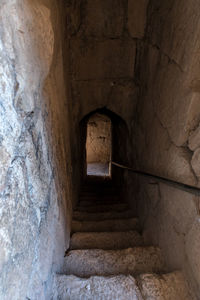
left=86, top=113, right=112, bottom=177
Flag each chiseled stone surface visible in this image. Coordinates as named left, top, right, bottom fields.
left=136, top=176, right=200, bottom=297
left=70, top=231, right=143, bottom=250
left=64, top=247, right=164, bottom=277
left=73, top=209, right=135, bottom=221
left=186, top=218, right=200, bottom=289
left=188, top=125, right=200, bottom=151
left=138, top=271, right=196, bottom=300
left=133, top=0, right=200, bottom=187
left=191, top=148, right=200, bottom=179
left=0, top=1, right=72, bottom=299
left=72, top=217, right=139, bottom=233
left=128, top=0, right=148, bottom=38
left=82, top=0, right=125, bottom=38
left=72, top=79, right=138, bottom=128
left=70, top=39, right=136, bottom=80
left=53, top=274, right=143, bottom=300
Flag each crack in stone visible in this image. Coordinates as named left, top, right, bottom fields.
left=147, top=41, right=184, bottom=73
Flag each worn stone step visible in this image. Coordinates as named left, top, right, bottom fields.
left=63, top=247, right=164, bottom=277
left=53, top=274, right=143, bottom=300
left=70, top=231, right=143, bottom=250
left=79, top=199, right=121, bottom=207
left=79, top=197, right=120, bottom=203
left=71, top=217, right=139, bottom=233
left=76, top=202, right=128, bottom=213
left=80, top=192, right=118, bottom=198
left=137, top=271, right=196, bottom=300
left=80, top=189, right=118, bottom=195
left=73, top=210, right=135, bottom=221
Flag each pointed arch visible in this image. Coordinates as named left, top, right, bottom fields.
left=79, top=107, right=129, bottom=182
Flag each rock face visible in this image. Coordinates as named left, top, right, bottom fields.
left=0, top=1, right=73, bottom=299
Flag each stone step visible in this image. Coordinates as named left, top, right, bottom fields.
left=73, top=210, right=135, bottom=221
left=80, top=189, right=118, bottom=195
left=63, top=247, right=164, bottom=277
left=53, top=274, right=143, bottom=300
left=79, top=195, right=120, bottom=202
left=76, top=202, right=128, bottom=213
left=79, top=199, right=121, bottom=207
left=71, top=217, right=139, bottom=233
left=81, top=185, right=116, bottom=192
left=80, top=192, right=118, bottom=198
left=53, top=271, right=196, bottom=300
left=137, top=271, right=196, bottom=300
left=70, top=231, right=143, bottom=250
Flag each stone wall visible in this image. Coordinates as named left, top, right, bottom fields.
left=64, top=0, right=148, bottom=186
left=66, top=0, right=141, bottom=125
left=86, top=114, right=111, bottom=163
left=129, top=173, right=200, bottom=297
left=124, top=1, right=200, bottom=297
left=134, top=0, right=200, bottom=187
left=0, top=1, right=73, bottom=299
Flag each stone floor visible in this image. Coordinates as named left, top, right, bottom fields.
left=87, top=162, right=110, bottom=176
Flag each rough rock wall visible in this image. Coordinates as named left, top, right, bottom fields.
left=0, top=1, right=73, bottom=299
left=86, top=114, right=111, bottom=163
left=132, top=174, right=200, bottom=297
left=134, top=0, right=200, bottom=187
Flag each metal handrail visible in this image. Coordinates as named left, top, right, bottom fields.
left=111, top=161, right=200, bottom=196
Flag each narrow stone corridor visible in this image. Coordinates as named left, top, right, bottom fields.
left=1, top=0, right=200, bottom=299
left=53, top=179, right=195, bottom=299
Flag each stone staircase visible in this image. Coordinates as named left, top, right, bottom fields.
left=53, top=181, right=195, bottom=299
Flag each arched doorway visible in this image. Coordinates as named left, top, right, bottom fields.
left=86, top=113, right=112, bottom=177
left=79, top=108, right=129, bottom=183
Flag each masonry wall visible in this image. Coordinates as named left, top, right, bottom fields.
left=0, top=1, right=73, bottom=299
left=132, top=174, right=200, bottom=297
left=130, top=0, right=200, bottom=297
left=134, top=0, right=200, bottom=187
left=64, top=0, right=148, bottom=190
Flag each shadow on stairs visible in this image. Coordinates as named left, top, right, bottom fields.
left=52, top=179, right=196, bottom=299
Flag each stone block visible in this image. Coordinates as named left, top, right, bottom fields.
left=186, top=218, right=200, bottom=288
left=70, top=39, right=136, bottom=80
left=148, top=0, right=200, bottom=71
left=72, top=79, right=138, bottom=124
left=191, top=148, right=200, bottom=178
left=189, top=125, right=200, bottom=151
left=83, top=0, right=125, bottom=37
left=128, top=0, right=148, bottom=39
